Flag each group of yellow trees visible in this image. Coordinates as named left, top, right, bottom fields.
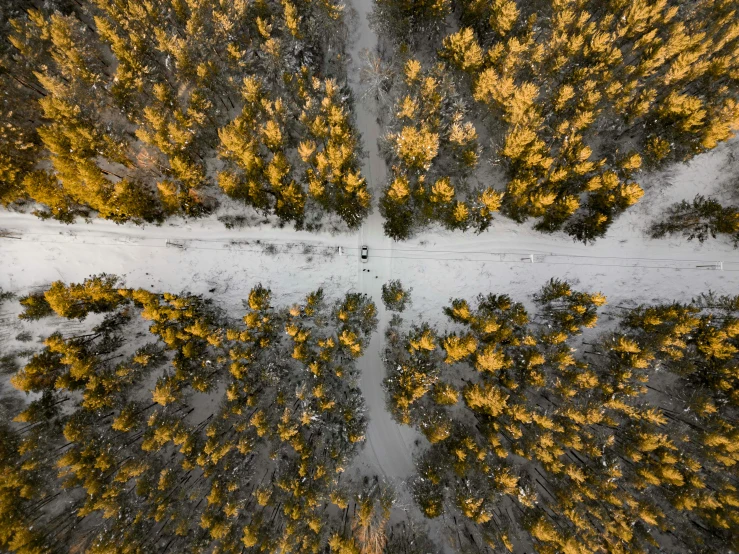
left=0, top=0, right=368, bottom=228
left=380, top=60, right=504, bottom=239
left=0, top=275, right=447, bottom=553
left=3, top=0, right=738, bottom=241
left=384, top=279, right=738, bottom=553
left=379, top=0, right=739, bottom=241
left=219, top=71, right=370, bottom=228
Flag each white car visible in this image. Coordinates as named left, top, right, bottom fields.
left=361, top=245, right=368, bottom=262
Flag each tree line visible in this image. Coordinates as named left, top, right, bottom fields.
left=2, top=0, right=738, bottom=243
left=0, top=276, right=441, bottom=553
left=375, top=0, right=739, bottom=242
left=0, top=0, right=369, bottom=229
left=384, top=278, right=738, bottom=553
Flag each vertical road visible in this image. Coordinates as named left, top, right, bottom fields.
left=347, top=0, right=418, bottom=480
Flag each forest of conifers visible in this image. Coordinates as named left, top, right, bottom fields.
left=1, top=0, right=369, bottom=228
left=1, top=275, right=737, bottom=553
left=384, top=279, right=738, bottom=553
left=0, top=0, right=738, bottom=553
left=0, top=0, right=737, bottom=241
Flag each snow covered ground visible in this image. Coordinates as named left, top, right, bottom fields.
left=0, top=211, right=357, bottom=312
left=1, top=1, right=738, bottom=537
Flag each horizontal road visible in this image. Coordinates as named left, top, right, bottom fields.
left=2, top=216, right=736, bottom=273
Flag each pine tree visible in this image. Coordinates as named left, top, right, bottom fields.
left=379, top=0, right=739, bottom=242
left=218, top=71, right=369, bottom=228
left=1, top=0, right=368, bottom=230
left=373, top=0, right=452, bottom=45
left=379, top=61, right=500, bottom=239
left=381, top=280, right=412, bottom=312
left=385, top=280, right=739, bottom=553
left=3, top=276, right=381, bottom=553
left=651, top=194, right=739, bottom=246
left=384, top=520, right=440, bottom=554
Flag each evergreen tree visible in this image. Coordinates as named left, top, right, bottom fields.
left=0, top=0, right=368, bottom=229
left=375, top=0, right=739, bottom=242
left=6, top=10, right=164, bottom=224
left=379, top=60, right=502, bottom=239
left=1, top=275, right=380, bottom=553
left=219, top=70, right=369, bottom=228
left=385, top=279, right=738, bottom=553
left=651, top=194, right=739, bottom=246
left=381, top=280, right=412, bottom=312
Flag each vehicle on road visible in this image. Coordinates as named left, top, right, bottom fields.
left=361, top=245, right=368, bottom=262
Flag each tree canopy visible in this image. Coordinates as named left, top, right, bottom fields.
left=385, top=279, right=738, bottom=553
left=1, top=0, right=368, bottom=229
left=377, top=0, right=739, bottom=241
left=0, top=275, right=402, bottom=553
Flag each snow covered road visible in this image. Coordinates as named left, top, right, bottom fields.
left=350, top=0, right=419, bottom=481
left=1, top=211, right=736, bottom=271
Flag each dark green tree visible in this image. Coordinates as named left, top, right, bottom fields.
left=381, top=280, right=412, bottom=313
left=651, top=194, right=739, bottom=246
